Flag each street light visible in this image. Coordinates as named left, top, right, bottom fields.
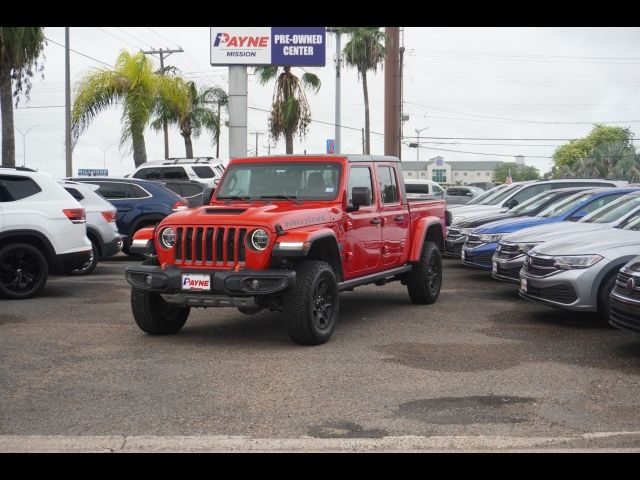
left=15, top=125, right=39, bottom=168
left=415, top=126, right=429, bottom=178
left=95, top=144, right=115, bottom=171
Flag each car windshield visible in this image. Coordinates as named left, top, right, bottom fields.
left=466, top=184, right=506, bottom=205
left=479, top=184, right=523, bottom=205
left=510, top=190, right=559, bottom=215
left=618, top=211, right=640, bottom=231
left=215, top=162, right=342, bottom=201
left=580, top=195, right=640, bottom=224
left=537, top=192, right=592, bottom=218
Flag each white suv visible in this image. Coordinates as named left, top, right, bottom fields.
left=0, top=167, right=92, bottom=299
left=131, top=158, right=225, bottom=188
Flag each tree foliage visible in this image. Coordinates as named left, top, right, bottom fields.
left=493, top=162, right=540, bottom=183
left=254, top=66, right=320, bottom=154
left=72, top=50, right=185, bottom=167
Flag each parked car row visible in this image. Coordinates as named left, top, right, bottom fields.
left=0, top=158, right=225, bottom=299
left=451, top=181, right=640, bottom=334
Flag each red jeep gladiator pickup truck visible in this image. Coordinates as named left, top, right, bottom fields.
left=125, top=155, right=448, bottom=345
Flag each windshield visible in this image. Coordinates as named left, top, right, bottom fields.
left=479, top=184, right=523, bottom=205
left=215, top=162, right=342, bottom=201
left=537, top=192, right=592, bottom=218
left=580, top=195, right=640, bottom=224
left=619, top=211, right=640, bottom=231
left=510, top=190, right=560, bottom=215
left=466, top=184, right=506, bottom=205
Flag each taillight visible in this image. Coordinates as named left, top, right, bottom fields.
left=172, top=199, right=189, bottom=211
left=101, top=210, right=117, bottom=222
left=63, top=208, right=86, bottom=224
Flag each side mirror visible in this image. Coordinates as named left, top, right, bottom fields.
left=505, top=198, right=518, bottom=209
left=348, top=186, right=372, bottom=212
left=568, top=210, right=587, bottom=222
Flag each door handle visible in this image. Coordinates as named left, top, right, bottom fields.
left=370, top=218, right=381, bottom=225
left=394, top=215, right=405, bottom=222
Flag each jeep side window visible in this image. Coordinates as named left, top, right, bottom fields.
left=0, top=175, right=42, bottom=202
left=377, top=166, right=399, bottom=204
left=347, top=166, right=373, bottom=205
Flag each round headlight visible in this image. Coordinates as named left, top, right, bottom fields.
left=160, top=227, right=176, bottom=249
left=250, top=229, right=269, bottom=251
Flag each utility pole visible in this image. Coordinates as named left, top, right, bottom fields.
left=96, top=144, right=114, bottom=171
left=399, top=28, right=405, bottom=160
left=65, top=27, right=72, bottom=177
left=263, top=142, right=275, bottom=155
left=384, top=27, right=400, bottom=158
left=250, top=131, right=264, bottom=156
left=362, top=128, right=365, bottom=155
left=141, top=47, right=184, bottom=159
left=327, top=27, right=342, bottom=154
left=16, top=125, right=38, bottom=168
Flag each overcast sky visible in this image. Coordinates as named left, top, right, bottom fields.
left=7, top=27, right=640, bottom=178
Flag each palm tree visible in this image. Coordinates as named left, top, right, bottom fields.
left=340, top=27, right=385, bottom=155
left=151, top=79, right=223, bottom=159
left=0, top=27, right=46, bottom=166
left=72, top=50, right=184, bottom=167
left=254, top=66, right=320, bottom=154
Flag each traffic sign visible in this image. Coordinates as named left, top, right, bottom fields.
left=326, top=139, right=336, bottom=154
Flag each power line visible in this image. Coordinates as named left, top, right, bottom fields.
left=112, top=27, right=153, bottom=49
left=407, top=48, right=640, bottom=62
left=45, top=37, right=113, bottom=68
left=95, top=27, right=142, bottom=51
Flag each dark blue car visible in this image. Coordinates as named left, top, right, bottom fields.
left=461, top=187, right=640, bottom=269
left=69, top=177, right=188, bottom=255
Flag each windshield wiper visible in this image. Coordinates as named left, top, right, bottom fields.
left=259, top=195, right=301, bottom=205
left=218, top=195, right=254, bottom=204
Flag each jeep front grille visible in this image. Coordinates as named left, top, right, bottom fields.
left=174, top=226, right=248, bottom=266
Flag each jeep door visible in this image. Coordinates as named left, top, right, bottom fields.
left=376, top=165, right=409, bottom=268
left=343, top=164, right=381, bottom=277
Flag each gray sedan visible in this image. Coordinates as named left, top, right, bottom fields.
left=519, top=214, right=640, bottom=320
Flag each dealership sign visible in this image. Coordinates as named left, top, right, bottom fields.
left=210, top=27, right=326, bottom=66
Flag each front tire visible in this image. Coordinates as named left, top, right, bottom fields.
left=0, top=243, right=49, bottom=299
left=283, top=260, right=339, bottom=345
left=597, top=270, right=618, bottom=323
left=406, top=240, right=442, bottom=304
left=131, top=288, right=190, bottom=335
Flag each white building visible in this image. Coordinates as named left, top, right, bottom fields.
left=401, top=157, right=509, bottom=186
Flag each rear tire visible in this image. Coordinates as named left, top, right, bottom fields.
left=406, top=240, right=442, bottom=304
left=0, top=243, right=49, bottom=299
left=283, top=260, right=339, bottom=345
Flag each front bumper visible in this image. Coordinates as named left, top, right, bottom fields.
left=491, top=255, right=525, bottom=284
left=125, top=265, right=296, bottom=305
left=461, top=242, right=497, bottom=270
left=519, top=267, right=595, bottom=311
left=609, top=291, right=640, bottom=333
left=444, top=236, right=466, bottom=257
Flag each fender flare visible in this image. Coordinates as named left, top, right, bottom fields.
left=271, top=227, right=339, bottom=257
left=408, top=216, right=445, bottom=262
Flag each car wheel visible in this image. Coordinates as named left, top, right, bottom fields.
left=406, top=240, right=442, bottom=304
left=68, top=240, right=98, bottom=275
left=283, top=260, right=339, bottom=345
left=598, top=270, right=619, bottom=324
left=0, top=243, right=49, bottom=299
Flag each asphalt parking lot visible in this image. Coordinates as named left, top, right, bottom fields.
left=1, top=255, right=640, bottom=452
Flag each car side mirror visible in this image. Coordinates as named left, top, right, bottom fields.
left=568, top=210, right=587, bottom=221
left=505, top=198, right=518, bottom=209
left=348, top=186, right=372, bottom=212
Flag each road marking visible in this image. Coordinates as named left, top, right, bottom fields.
left=1, top=432, right=639, bottom=452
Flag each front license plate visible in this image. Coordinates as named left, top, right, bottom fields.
left=492, top=261, right=498, bottom=274
left=520, top=278, right=527, bottom=292
left=182, top=273, right=211, bottom=292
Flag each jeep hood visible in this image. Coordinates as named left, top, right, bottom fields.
left=161, top=202, right=341, bottom=232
